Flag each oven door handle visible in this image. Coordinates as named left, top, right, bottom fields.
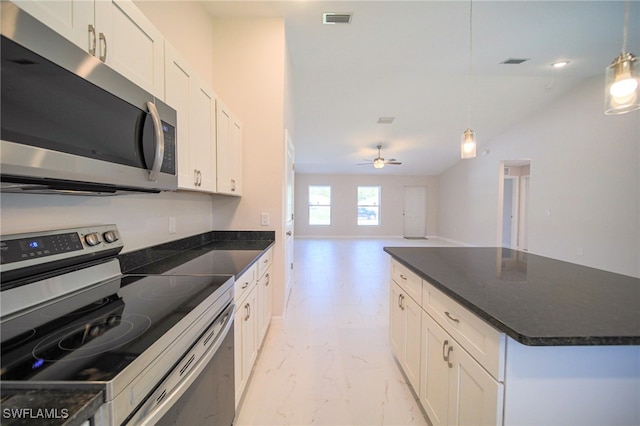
left=128, top=304, right=235, bottom=426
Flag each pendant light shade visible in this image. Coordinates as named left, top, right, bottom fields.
left=605, top=52, right=640, bottom=114
left=461, top=129, right=477, bottom=159
left=605, top=1, right=640, bottom=114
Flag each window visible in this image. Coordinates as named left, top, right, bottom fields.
left=309, top=185, right=331, bottom=225
left=357, top=186, right=380, bottom=225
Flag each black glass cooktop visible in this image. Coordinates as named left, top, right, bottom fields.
left=0, top=274, right=232, bottom=382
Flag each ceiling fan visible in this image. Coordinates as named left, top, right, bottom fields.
left=358, top=145, right=402, bottom=169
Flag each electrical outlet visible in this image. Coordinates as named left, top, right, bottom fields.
left=260, top=213, right=270, bottom=226
left=169, top=217, right=176, bottom=234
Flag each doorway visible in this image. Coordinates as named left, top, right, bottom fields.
left=403, top=186, right=427, bottom=238
left=499, top=161, right=530, bottom=250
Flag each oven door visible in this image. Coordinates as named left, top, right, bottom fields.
left=126, top=303, right=235, bottom=426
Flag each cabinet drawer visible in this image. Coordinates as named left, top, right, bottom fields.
left=422, top=281, right=505, bottom=381
left=235, top=262, right=257, bottom=303
left=391, top=259, right=422, bottom=303
left=257, top=248, right=273, bottom=279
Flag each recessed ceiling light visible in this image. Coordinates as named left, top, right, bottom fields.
left=500, top=58, right=529, bottom=65
left=323, top=13, right=352, bottom=24
left=377, top=117, right=395, bottom=124
left=551, top=61, right=570, bottom=68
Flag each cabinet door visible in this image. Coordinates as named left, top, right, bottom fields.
left=94, top=0, right=164, bottom=98
left=257, top=269, right=272, bottom=344
left=420, top=312, right=451, bottom=426
left=165, top=44, right=195, bottom=190
left=216, top=100, right=242, bottom=196
left=404, top=295, right=422, bottom=391
left=190, top=83, right=217, bottom=192
left=449, top=342, right=504, bottom=426
left=229, top=118, right=243, bottom=195
left=12, top=0, right=94, bottom=51
left=389, top=283, right=405, bottom=360
left=236, top=287, right=258, bottom=405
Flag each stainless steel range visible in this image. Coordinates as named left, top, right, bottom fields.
left=0, top=225, right=235, bottom=425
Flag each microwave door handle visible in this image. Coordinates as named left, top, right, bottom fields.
left=146, top=102, right=165, bottom=181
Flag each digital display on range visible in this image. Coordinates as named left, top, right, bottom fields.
left=1, top=232, right=83, bottom=264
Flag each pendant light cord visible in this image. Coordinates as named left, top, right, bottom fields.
left=467, top=0, right=473, bottom=129
left=622, top=0, right=629, bottom=53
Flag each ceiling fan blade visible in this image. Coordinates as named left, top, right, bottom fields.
left=385, top=161, right=402, bottom=165
left=357, top=162, right=372, bottom=165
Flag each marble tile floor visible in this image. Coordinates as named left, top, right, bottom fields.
left=235, top=237, right=459, bottom=426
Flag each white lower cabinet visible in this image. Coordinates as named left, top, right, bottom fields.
left=390, top=259, right=504, bottom=426
left=420, top=311, right=503, bottom=426
left=234, top=250, right=273, bottom=408
left=389, top=282, right=421, bottom=391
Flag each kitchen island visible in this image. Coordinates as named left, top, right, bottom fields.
left=384, top=246, right=640, bottom=426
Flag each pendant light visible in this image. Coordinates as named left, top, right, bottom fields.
left=605, top=0, right=639, bottom=115
left=461, top=0, right=477, bottom=159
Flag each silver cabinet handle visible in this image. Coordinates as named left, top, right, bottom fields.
left=88, top=25, right=96, bottom=56
left=146, top=102, right=165, bottom=181
left=231, top=179, right=236, bottom=191
left=445, top=311, right=460, bottom=324
left=241, top=281, right=249, bottom=289
left=98, top=32, right=107, bottom=62
left=197, top=170, right=202, bottom=186
left=193, top=169, right=199, bottom=186
left=265, top=273, right=270, bottom=286
left=244, top=302, right=251, bottom=321
left=286, top=231, right=292, bottom=236
left=443, top=340, right=453, bottom=368
left=400, top=274, right=407, bottom=281
left=398, top=294, right=405, bottom=310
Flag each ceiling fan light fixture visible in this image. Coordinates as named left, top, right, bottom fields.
left=461, top=129, right=477, bottom=159
left=373, top=158, right=385, bottom=169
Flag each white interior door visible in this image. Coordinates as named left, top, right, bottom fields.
left=502, top=177, right=517, bottom=247
left=403, top=186, right=427, bottom=238
left=284, top=131, right=295, bottom=308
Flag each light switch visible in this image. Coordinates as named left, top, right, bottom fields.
left=260, top=213, right=270, bottom=226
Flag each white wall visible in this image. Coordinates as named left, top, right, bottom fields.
left=295, top=174, right=438, bottom=238
left=438, top=75, right=640, bottom=278
left=209, top=18, right=291, bottom=316
left=0, top=191, right=214, bottom=253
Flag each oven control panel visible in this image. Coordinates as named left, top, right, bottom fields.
left=0, top=224, right=124, bottom=271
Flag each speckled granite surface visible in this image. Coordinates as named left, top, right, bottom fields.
left=0, top=387, right=103, bottom=426
left=119, top=230, right=275, bottom=276
left=384, top=247, right=640, bottom=346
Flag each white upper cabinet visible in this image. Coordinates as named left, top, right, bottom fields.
left=164, top=43, right=216, bottom=193
left=216, top=99, right=243, bottom=196
left=12, top=0, right=164, bottom=99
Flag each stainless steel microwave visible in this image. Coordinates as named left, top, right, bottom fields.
left=0, top=3, right=177, bottom=195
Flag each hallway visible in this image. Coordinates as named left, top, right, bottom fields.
left=235, top=237, right=457, bottom=425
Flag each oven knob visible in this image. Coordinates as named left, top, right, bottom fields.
left=103, top=230, right=119, bottom=243
left=84, top=232, right=101, bottom=247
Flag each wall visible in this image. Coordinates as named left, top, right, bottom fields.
left=209, top=18, right=290, bottom=316
left=438, top=75, right=640, bottom=278
left=0, top=191, right=214, bottom=253
left=295, top=174, right=438, bottom=238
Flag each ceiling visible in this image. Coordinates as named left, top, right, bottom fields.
left=204, top=1, right=639, bottom=176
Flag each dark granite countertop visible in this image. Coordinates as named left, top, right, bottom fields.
left=384, top=247, right=640, bottom=346
left=0, top=387, right=103, bottom=426
left=119, top=230, right=275, bottom=277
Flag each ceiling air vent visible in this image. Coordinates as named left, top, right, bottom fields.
left=500, top=58, right=529, bottom=65
left=323, top=13, right=352, bottom=24
left=377, top=117, right=395, bottom=124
